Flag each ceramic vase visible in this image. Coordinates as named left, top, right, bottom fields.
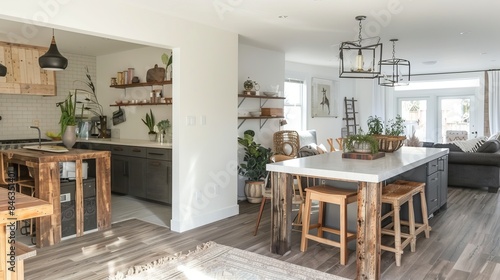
left=148, top=133, right=157, bottom=142
left=62, top=125, right=77, bottom=149
left=244, top=181, right=264, bottom=203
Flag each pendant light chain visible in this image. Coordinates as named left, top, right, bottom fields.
left=392, top=40, right=396, bottom=60
left=358, top=19, right=363, bottom=43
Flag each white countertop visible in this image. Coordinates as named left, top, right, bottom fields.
left=266, top=147, right=449, bottom=183
left=77, top=138, right=172, bottom=149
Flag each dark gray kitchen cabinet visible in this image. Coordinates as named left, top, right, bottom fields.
left=146, top=148, right=172, bottom=204
left=77, top=141, right=171, bottom=204
left=111, top=155, right=129, bottom=194
left=397, top=154, right=448, bottom=222
left=110, top=145, right=147, bottom=196
left=128, top=156, right=147, bottom=198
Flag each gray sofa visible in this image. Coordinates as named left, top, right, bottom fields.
left=434, top=139, right=500, bottom=193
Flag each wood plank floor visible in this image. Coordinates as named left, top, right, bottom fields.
left=24, top=186, right=500, bottom=279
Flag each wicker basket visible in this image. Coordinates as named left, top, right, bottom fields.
left=373, top=135, right=406, bottom=152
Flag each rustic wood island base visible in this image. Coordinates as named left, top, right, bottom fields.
left=1, top=148, right=111, bottom=248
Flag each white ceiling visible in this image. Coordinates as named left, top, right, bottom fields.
left=1, top=0, right=499, bottom=75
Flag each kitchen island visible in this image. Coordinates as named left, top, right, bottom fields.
left=266, top=147, right=449, bottom=280
left=1, top=148, right=111, bottom=248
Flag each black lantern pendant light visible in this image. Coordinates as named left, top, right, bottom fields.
left=39, top=29, right=68, bottom=71
left=0, top=63, right=6, bottom=77
left=378, top=39, right=410, bottom=87
left=339, top=16, right=383, bottom=79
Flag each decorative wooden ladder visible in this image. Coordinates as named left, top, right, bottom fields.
left=343, top=97, right=359, bottom=136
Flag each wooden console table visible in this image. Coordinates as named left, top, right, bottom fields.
left=1, top=148, right=111, bottom=248
left=0, top=187, right=52, bottom=279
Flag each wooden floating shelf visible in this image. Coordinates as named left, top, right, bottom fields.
left=238, top=116, right=284, bottom=119
left=110, top=81, right=172, bottom=89
left=237, top=94, right=285, bottom=100
left=110, top=103, right=172, bottom=107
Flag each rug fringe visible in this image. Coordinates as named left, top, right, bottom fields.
left=108, top=241, right=217, bottom=279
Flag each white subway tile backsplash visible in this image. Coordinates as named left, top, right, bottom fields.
left=0, top=53, right=96, bottom=140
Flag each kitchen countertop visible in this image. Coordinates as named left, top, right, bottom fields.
left=77, top=138, right=172, bottom=149
left=0, top=138, right=172, bottom=150
left=267, top=146, right=449, bottom=183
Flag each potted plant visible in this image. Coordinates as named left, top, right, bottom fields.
left=142, top=109, right=157, bottom=141
left=156, top=119, right=171, bottom=143
left=238, top=130, right=273, bottom=203
left=161, top=52, right=173, bottom=81
left=344, top=132, right=379, bottom=154
left=367, top=115, right=384, bottom=135
left=366, top=114, right=407, bottom=152
left=56, top=92, right=77, bottom=148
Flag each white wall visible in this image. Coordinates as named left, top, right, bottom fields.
left=0, top=0, right=239, bottom=233
left=285, top=61, right=358, bottom=145
left=237, top=44, right=285, bottom=200
left=96, top=47, right=172, bottom=140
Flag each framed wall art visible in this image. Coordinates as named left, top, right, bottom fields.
left=311, top=77, right=338, bottom=118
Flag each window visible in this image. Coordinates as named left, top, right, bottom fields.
left=283, top=79, right=305, bottom=131
left=394, top=76, right=480, bottom=143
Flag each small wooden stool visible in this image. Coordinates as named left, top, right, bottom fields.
left=300, top=185, right=357, bottom=265
left=381, top=180, right=431, bottom=266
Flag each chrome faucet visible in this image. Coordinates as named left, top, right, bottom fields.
left=30, top=126, right=41, bottom=148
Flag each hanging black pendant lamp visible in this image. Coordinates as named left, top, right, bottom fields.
left=378, top=39, right=410, bottom=87
left=0, top=63, right=6, bottom=77
left=339, top=16, right=383, bottom=79
left=39, top=29, right=68, bottom=71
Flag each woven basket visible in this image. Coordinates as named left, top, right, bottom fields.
left=373, top=135, right=406, bottom=152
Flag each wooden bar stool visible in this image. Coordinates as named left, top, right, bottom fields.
left=300, top=185, right=357, bottom=265
left=381, top=180, right=431, bottom=266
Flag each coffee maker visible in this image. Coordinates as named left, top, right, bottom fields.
left=90, top=116, right=100, bottom=137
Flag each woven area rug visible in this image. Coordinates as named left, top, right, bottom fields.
left=108, top=241, right=349, bottom=280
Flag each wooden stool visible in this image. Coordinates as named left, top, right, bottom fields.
left=300, top=185, right=357, bottom=265
left=381, top=180, right=431, bottom=266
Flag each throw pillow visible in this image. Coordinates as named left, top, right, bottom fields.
left=488, top=132, right=500, bottom=141
left=477, top=139, right=500, bottom=153
left=317, top=143, right=328, bottom=154
left=433, top=143, right=463, bottom=152
left=452, top=136, right=487, bottom=153
left=298, top=145, right=319, bottom=157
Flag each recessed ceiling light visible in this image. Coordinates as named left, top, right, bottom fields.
left=422, top=60, right=437, bottom=65
left=481, top=52, right=488, bottom=55
left=278, top=15, right=288, bottom=19
left=459, top=31, right=469, bottom=35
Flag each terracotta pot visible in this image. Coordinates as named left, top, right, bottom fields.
left=244, top=180, right=264, bottom=203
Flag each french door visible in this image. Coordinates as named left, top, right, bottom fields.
left=398, top=95, right=475, bottom=143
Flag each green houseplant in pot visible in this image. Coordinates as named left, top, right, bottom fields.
left=56, top=92, right=77, bottom=148
left=344, top=131, right=379, bottom=154
left=238, top=130, right=273, bottom=203
left=367, top=114, right=407, bottom=152
left=156, top=119, right=171, bottom=144
left=142, top=109, right=157, bottom=141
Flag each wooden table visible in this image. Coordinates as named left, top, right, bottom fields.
left=1, top=148, right=111, bottom=248
left=266, top=147, right=449, bottom=279
left=0, top=187, right=52, bottom=279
